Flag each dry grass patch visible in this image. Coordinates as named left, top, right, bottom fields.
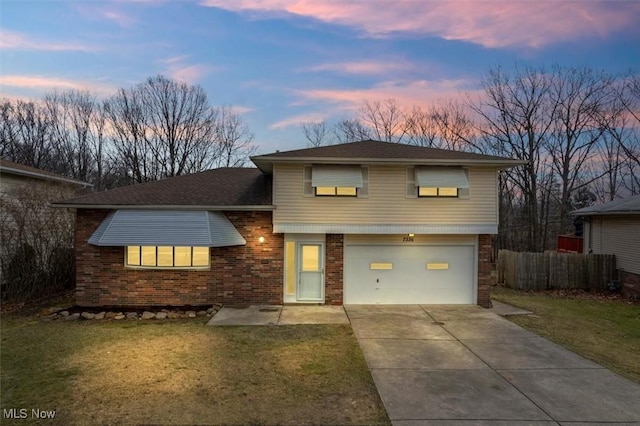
left=1, top=316, right=389, bottom=425
left=492, top=286, right=640, bottom=384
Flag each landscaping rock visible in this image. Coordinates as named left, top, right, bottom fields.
left=60, top=311, right=70, bottom=317
left=196, top=310, right=207, bottom=317
left=166, top=311, right=178, bottom=319
left=125, top=312, right=138, bottom=319
left=206, top=307, right=215, bottom=315
left=81, top=312, right=95, bottom=320
left=114, top=313, right=125, bottom=320
left=155, top=312, right=167, bottom=320
left=141, top=311, right=156, bottom=320
left=94, top=311, right=106, bottom=320
left=67, top=313, right=80, bottom=320
left=105, top=312, right=117, bottom=319
left=186, top=311, right=196, bottom=318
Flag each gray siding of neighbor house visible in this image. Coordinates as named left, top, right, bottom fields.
left=585, top=215, right=640, bottom=275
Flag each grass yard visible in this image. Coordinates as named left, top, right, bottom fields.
left=492, top=286, right=640, bottom=384
left=1, top=314, right=389, bottom=425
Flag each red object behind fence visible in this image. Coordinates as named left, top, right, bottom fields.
left=557, top=235, right=584, bottom=253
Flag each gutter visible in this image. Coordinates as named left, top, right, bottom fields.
left=252, top=157, right=527, bottom=173
left=50, top=204, right=275, bottom=211
left=0, top=166, right=93, bottom=188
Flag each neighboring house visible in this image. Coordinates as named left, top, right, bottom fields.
left=54, top=140, right=522, bottom=308
left=0, top=159, right=91, bottom=195
left=1, top=159, right=92, bottom=297
left=573, top=195, right=640, bottom=298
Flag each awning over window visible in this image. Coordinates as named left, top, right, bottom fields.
left=88, top=210, right=246, bottom=247
left=415, top=167, right=469, bottom=188
left=311, top=165, right=364, bottom=188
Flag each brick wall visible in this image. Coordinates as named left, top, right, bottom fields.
left=325, top=234, right=344, bottom=305
left=75, top=209, right=283, bottom=307
left=620, top=270, right=640, bottom=299
left=477, top=234, right=493, bottom=308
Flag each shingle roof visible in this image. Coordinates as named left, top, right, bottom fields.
left=0, top=158, right=92, bottom=187
left=252, top=140, right=522, bottom=172
left=572, top=195, right=640, bottom=216
left=54, top=168, right=272, bottom=208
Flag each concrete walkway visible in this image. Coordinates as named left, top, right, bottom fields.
left=207, top=305, right=349, bottom=325
left=345, top=304, right=640, bottom=425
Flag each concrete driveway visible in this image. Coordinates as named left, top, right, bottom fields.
left=345, top=304, right=640, bottom=425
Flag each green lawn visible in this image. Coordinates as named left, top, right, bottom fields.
left=492, top=286, right=640, bottom=384
left=1, top=315, right=389, bottom=425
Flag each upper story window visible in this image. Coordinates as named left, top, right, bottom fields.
left=304, top=165, right=368, bottom=198
left=315, top=186, right=357, bottom=196
left=407, top=166, right=470, bottom=199
left=126, top=246, right=210, bottom=269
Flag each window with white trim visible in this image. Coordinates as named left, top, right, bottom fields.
left=126, top=246, right=210, bottom=268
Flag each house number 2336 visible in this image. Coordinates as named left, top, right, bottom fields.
left=402, top=236, right=414, bottom=242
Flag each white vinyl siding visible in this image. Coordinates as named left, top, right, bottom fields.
left=587, top=216, right=640, bottom=275
left=273, top=164, right=498, bottom=226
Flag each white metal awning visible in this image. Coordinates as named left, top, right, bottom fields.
left=311, top=165, right=364, bottom=188
left=88, top=210, right=246, bottom=247
left=415, top=167, right=469, bottom=188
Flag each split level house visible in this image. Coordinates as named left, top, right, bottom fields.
left=54, top=140, right=523, bottom=308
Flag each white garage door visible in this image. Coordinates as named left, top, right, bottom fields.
left=344, top=245, right=476, bottom=304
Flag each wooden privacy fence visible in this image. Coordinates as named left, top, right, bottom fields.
left=497, top=250, right=616, bottom=291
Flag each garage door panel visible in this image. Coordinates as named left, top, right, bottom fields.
left=345, top=244, right=475, bottom=304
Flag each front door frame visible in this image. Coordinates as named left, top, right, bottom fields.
left=296, top=242, right=325, bottom=302
left=283, top=234, right=326, bottom=303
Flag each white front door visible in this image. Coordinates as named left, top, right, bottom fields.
left=297, top=243, right=324, bottom=301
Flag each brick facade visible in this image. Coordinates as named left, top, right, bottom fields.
left=324, top=234, right=344, bottom=305
left=75, top=209, right=283, bottom=307
left=477, top=234, right=493, bottom=308
left=620, top=270, right=640, bottom=299
left=76, top=209, right=493, bottom=307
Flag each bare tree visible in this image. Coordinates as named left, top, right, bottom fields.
left=212, top=106, right=256, bottom=168
left=0, top=100, right=53, bottom=169
left=302, top=121, right=329, bottom=147
left=469, top=66, right=558, bottom=251
left=405, top=106, right=439, bottom=147
left=545, top=66, right=615, bottom=231
left=358, top=98, right=408, bottom=142
left=333, top=118, right=372, bottom=143
left=103, top=87, right=152, bottom=183
left=104, top=75, right=220, bottom=183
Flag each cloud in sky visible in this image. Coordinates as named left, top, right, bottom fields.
left=296, top=78, right=473, bottom=112
left=269, top=78, right=476, bottom=130
left=101, top=10, right=136, bottom=27
left=270, top=111, right=329, bottom=129
left=0, top=29, right=98, bottom=52
left=301, top=60, right=415, bottom=75
left=0, top=75, right=114, bottom=96
left=157, top=56, right=217, bottom=84
left=199, top=0, right=640, bottom=48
